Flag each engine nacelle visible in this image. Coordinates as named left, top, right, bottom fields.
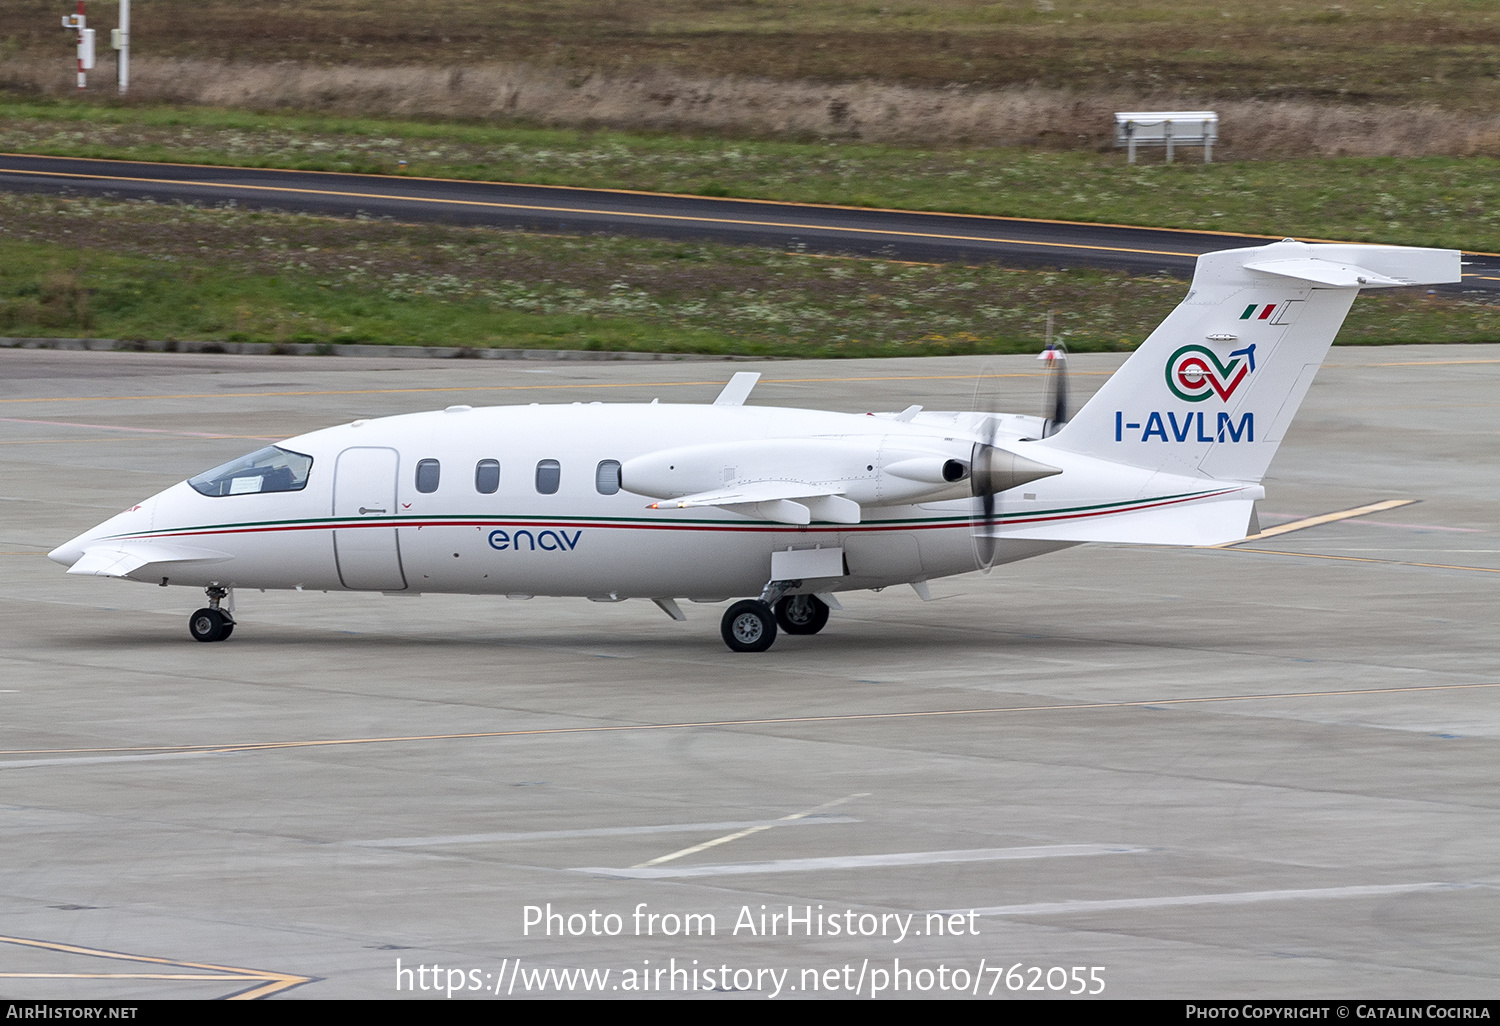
left=622, top=437, right=1059, bottom=508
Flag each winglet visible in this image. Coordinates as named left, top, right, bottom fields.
left=713, top=372, right=761, bottom=406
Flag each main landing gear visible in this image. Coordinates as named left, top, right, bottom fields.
left=775, top=594, right=830, bottom=635
left=719, top=592, right=831, bottom=653
left=189, top=586, right=235, bottom=643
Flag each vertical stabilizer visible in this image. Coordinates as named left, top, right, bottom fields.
left=1037, top=241, right=1460, bottom=482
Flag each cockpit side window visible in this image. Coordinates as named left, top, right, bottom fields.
left=188, top=446, right=313, bottom=497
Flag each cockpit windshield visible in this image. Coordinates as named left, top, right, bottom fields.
left=188, top=446, right=313, bottom=497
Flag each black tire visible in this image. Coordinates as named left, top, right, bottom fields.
left=720, top=600, right=778, bottom=653
left=775, top=594, right=830, bottom=635
left=189, top=607, right=229, bottom=643
left=219, top=621, right=235, bottom=640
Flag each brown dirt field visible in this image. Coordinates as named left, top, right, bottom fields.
left=5, top=2, right=1499, bottom=155
left=6, top=1, right=1499, bottom=104
left=6, top=56, right=1500, bottom=159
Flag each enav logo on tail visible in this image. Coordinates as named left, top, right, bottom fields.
left=1166, top=342, right=1257, bottom=402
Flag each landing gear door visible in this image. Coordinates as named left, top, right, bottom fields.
left=333, top=446, right=407, bottom=591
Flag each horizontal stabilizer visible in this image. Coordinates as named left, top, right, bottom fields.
left=65, top=543, right=233, bottom=578
left=1243, top=258, right=1412, bottom=289
left=1243, top=244, right=1460, bottom=289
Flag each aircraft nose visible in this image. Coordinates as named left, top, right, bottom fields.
left=49, top=495, right=156, bottom=568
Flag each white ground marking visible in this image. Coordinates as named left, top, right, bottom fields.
left=959, top=881, right=1490, bottom=917
left=348, top=816, right=860, bottom=847
left=577, top=843, right=1146, bottom=879
left=631, top=792, right=870, bottom=869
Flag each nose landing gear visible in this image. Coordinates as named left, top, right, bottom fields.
left=189, top=586, right=235, bottom=643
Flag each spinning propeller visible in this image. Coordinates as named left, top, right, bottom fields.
left=968, top=336, right=1067, bottom=567
left=1039, top=338, right=1070, bottom=437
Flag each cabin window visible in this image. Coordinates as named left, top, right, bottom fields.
left=475, top=459, right=500, bottom=494
left=188, top=446, right=313, bottom=497
left=415, top=459, right=441, bottom=494
left=595, top=460, right=622, bottom=495
left=535, top=459, right=561, bottom=495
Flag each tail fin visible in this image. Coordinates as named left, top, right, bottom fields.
left=1038, top=241, right=1460, bottom=482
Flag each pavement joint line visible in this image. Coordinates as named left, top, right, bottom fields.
left=1211, top=499, right=1417, bottom=547
left=349, top=815, right=862, bottom=848
left=632, top=791, right=870, bottom=869
left=0, top=934, right=314, bottom=1000
left=4, top=681, right=1496, bottom=759
left=1373, top=358, right=1500, bottom=366
left=0, top=435, right=281, bottom=445
left=0, top=165, right=1203, bottom=260
left=956, top=881, right=1491, bottom=917
left=1226, top=548, right=1500, bottom=574
left=0, top=416, right=280, bottom=439
left=0, top=371, right=1109, bottom=405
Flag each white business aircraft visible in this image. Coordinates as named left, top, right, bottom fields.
left=49, top=240, right=1459, bottom=652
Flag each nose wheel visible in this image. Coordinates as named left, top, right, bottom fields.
left=189, top=586, right=236, bottom=642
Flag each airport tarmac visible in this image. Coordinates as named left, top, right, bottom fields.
left=1, top=344, right=1496, bottom=1000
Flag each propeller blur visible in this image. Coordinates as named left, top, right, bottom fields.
left=49, top=240, right=1461, bottom=651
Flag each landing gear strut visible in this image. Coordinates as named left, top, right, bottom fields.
left=189, top=586, right=235, bottom=643
left=720, top=600, right=777, bottom=653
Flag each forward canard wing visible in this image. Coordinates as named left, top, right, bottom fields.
left=62, top=542, right=233, bottom=579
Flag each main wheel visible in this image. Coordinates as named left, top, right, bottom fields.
left=189, top=608, right=230, bottom=643
left=774, top=594, right=830, bottom=635
left=720, top=600, right=778, bottom=653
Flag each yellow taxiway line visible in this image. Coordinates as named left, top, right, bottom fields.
left=1229, top=548, right=1500, bottom=574
left=12, top=150, right=1500, bottom=259
left=0, top=371, right=1110, bottom=406
left=1211, top=499, right=1418, bottom=548
left=0, top=165, right=1201, bottom=261
left=0, top=150, right=1275, bottom=240
left=0, top=935, right=313, bottom=1000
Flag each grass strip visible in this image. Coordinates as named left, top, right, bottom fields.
left=2, top=193, right=1496, bottom=357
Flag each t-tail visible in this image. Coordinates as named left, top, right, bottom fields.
left=1037, top=240, right=1461, bottom=483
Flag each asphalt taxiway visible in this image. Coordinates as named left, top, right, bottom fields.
left=1, top=346, right=1497, bottom=998
left=4, top=153, right=1499, bottom=293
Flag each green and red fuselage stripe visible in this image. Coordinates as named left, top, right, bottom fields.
left=100, top=488, right=1242, bottom=544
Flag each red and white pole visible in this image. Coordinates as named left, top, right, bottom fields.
left=75, top=1, right=85, bottom=90
left=116, top=0, right=129, bottom=94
